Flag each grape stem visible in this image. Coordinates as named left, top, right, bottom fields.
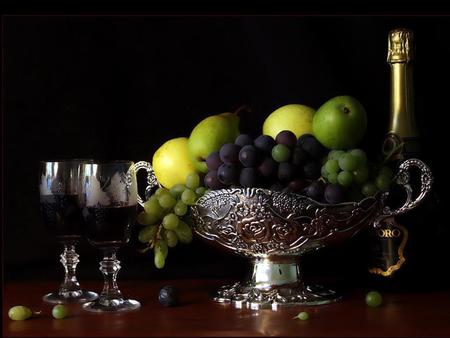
left=233, top=105, right=252, bottom=116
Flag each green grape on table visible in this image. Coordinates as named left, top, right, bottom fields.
left=155, top=239, right=169, bottom=259
left=349, top=148, right=368, bottom=166
left=165, top=230, right=178, bottom=248
left=181, top=189, right=197, bottom=206
left=366, top=291, right=383, bottom=307
left=155, top=187, right=170, bottom=198
left=294, top=311, right=309, bottom=320
left=375, top=174, right=392, bottom=192
left=138, top=225, right=157, bottom=243
left=186, top=172, right=200, bottom=190
left=328, top=172, right=338, bottom=184
left=170, top=184, right=185, bottom=199
left=337, top=171, right=353, bottom=187
left=52, top=304, right=68, bottom=319
left=328, top=150, right=345, bottom=160
left=353, top=166, right=369, bottom=185
left=162, top=213, right=179, bottom=230
left=174, top=200, right=188, bottom=216
left=8, top=306, right=32, bottom=321
left=159, top=193, right=177, bottom=209
left=338, top=153, right=359, bottom=172
left=321, top=165, right=328, bottom=178
left=154, top=250, right=165, bottom=269
left=195, top=186, right=206, bottom=197
left=174, top=220, right=193, bottom=244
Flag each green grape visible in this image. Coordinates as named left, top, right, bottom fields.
left=137, top=211, right=159, bottom=226
left=328, top=172, right=338, bottom=184
left=186, top=172, right=200, bottom=190
left=159, top=194, right=177, bottom=209
left=52, top=304, right=68, bottom=319
left=338, top=153, right=359, bottom=171
left=271, top=144, right=291, bottom=163
left=325, top=159, right=340, bottom=174
left=170, top=184, right=185, bottom=199
left=8, top=306, right=32, bottom=321
left=295, top=311, right=309, bottom=320
left=181, top=189, right=197, bottom=206
left=155, top=187, right=170, bottom=198
left=138, top=225, right=157, bottom=243
left=337, top=171, right=353, bottom=187
left=174, top=220, right=193, bottom=244
left=375, top=174, right=392, bottom=192
left=353, top=166, right=369, bottom=184
left=204, top=189, right=211, bottom=195
left=195, top=186, right=206, bottom=197
left=144, top=196, right=164, bottom=218
left=361, top=182, right=379, bottom=197
left=321, top=165, right=329, bottom=178
left=328, top=150, right=345, bottom=160
left=366, top=291, right=383, bottom=307
left=155, top=239, right=169, bottom=259
left=349, top=149, right=368, bottom=166
left=154, top=250, right=165, bottom=269
left=162, top=213, right=179, bottom=230
left=379, top=165, right=394, bottom=179
left=174, top=200, right=188, bottom=216
left=166, top=230, right=178, bottom=248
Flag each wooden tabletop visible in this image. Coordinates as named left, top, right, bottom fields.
left=3, top=279, right=450, bottom=337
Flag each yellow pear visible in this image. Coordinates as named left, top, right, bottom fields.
left=263, top=104, right=315, bottom=139
left=152, top=137, right=198, bottom=189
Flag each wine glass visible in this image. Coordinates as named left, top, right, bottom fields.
left=78, top=160, right=140, bottom=312
left=39, top=160, right=98, bottom=304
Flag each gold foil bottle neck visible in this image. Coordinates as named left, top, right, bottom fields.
left=387, top=28, right=413, bottom=63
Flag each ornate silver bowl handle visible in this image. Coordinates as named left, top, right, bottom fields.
left=374, top=158, right=433, bottom=228
left=129, top=161, right=159, bottom=207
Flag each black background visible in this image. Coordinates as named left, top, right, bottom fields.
left=3, top=16, right=449, bottom=290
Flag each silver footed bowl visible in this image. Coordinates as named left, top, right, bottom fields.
left=189, top=158, right=433, bottom=310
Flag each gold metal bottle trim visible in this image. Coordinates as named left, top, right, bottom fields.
left=386, top=28, right=417, bottom=140
left=387, top=28, right=413, bottom=63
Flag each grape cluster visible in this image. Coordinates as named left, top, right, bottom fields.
left=204, top=131, right=327, bottom=193
left=321, top=149, right=394, bottom=202
left=137, top=173, right=208, bottom=268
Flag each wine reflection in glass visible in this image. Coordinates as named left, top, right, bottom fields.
left=39, top=160, right=98, bottom=304
left=78, top=160, right=140, bottom=312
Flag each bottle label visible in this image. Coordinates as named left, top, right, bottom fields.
left=368, top=217, right=408, bottom=277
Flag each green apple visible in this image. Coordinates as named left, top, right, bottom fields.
left=263, top=104, right=315, bottom=139
left=152, top=137, right=198, bottom=189
left=313, top=96, right=367, bottom=150
left=188, top=112, right=240, bottom=173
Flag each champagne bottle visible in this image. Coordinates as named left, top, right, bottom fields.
left=367, top=28, right=419, bottom=288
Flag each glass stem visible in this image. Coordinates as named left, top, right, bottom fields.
left=59, top=244, right=82, bottom=297
left=99, top=249, right=123, bottom=302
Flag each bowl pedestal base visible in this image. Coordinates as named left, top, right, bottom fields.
left=211, top=257, right=341, bottom=310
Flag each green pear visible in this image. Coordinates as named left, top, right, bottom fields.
left=188, top=111, right=240, bottom=173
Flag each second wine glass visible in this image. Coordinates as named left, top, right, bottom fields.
left=78, top=160, right=140, bottom=312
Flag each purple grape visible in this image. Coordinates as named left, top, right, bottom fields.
left=239, top=167, right=259, bottom=188
left=217, top=163, right=239, bottom=185
left=204, top=170, right=226, bottom=189
left=239, top=145, right=260, bottom=167
left=303, top=161, right=321, bottom=180
left=324, top=184, right=346, bottom=204
left=288, top=179, right=308, bottom=193
left=258, top=157, right=278, bottom=178
left=206, top=151, right=222, bottom=171
left=296, top=134, right=314, bottom=147
left=254, top=135, right=276, bottom=153
left=302, top=136, right=326, bottom=159
left=304, top=181, right=325, bottom=201
left=235, top=134, right=254, bottom=147
left=278, top=162, right=296, bottom=183
left=219, top=143, right=241, bottom=164
left=275, top=130, right=297, bottom=148
left=292, top=147, right=310, bottom=167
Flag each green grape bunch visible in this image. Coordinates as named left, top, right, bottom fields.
left=136, top=172, right=209, bottom=269
left=321, top=148, right=395, bottom=202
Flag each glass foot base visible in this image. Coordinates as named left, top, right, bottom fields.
left=83, top=298, right=141, bottom=313
left=43, top=290, right=98, bottom=304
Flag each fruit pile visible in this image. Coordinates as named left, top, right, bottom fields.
left=141, top=95, right=395, bottom=267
